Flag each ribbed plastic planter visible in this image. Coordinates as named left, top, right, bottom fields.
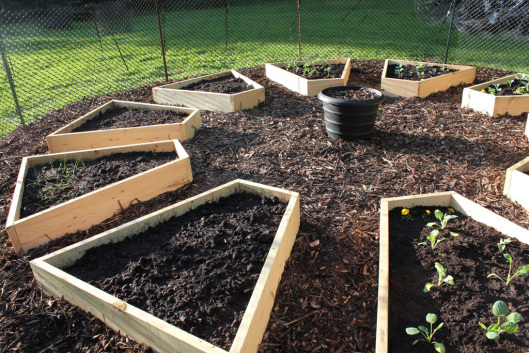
left=318, top=86, right=385, bottom=140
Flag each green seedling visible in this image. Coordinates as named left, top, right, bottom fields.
left=487, top=253, right=529, bottom=286
left=394, top=64, right=404, bottom=76
left=424, top=262, right=454, bottom=292
left=417, top=63, right=426, bottom=70
left=419, top=209, right=459, bottom=249
left=514, top=86, right=527, bottom=95
left=506, top=79, right=515, bottom=88
left=497, top=238, right=511, bottom=252
left=406, top=313, right=446, bottom=353
left=427, top=209, right=458, bottom=230
left=440, top=66, right=449, bottom=73
left=325, top=65, right=332, bottom=77
left=479, top=300, right=522, bottom=340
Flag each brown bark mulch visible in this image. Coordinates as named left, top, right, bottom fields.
left=1, top=59, right=528, bottom=353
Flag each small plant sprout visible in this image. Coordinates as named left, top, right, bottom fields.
left=424, top=262, right=454, bottom=292
left=497, top=238, right=512, bottom=252
left=479, top=300, right=522, bottom=340
left=401, top=208, right=412, bottom=221
left=487, top=253, right=529, bottom=286
left=394, top=64, right=404, bottom=76
left=417, top=63, right=426, bottom=70
left=419, top=209, right=459, bottom=249
left=406, top=313, right=446, bottom=353
left=440, top=66, right=449, bottom=73
left=428, top=209, right=458, bottom=231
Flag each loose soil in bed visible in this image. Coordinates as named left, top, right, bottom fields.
left=388, top=206, right=529, bottom=353
left=71, top=107, right=188, bottom=132
left=484, top=76, right=529, bottom=96
left=282, top=63, right=345, bottom=79
left=1, top=60, right=528, bottom=353
left=387, top=64, right=457, bottom=80
left=325, top=87, right=379, bottom=100
left=64, top=192, right=286, bottom=350
left=184, top=74, right=253, bottom=93
left=21, top=151, right=175, bottom=218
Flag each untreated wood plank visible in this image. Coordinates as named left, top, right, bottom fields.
left=504, top=155, right=529, bottom=212
left=376, top=191, right=529, bottom=353
left=6, top=140, right=193, bottom=254
left=381, top=59, right=476, bottom=98
left=30, top=179, right=300, bottom=353
left=153, top=71, right=265, bottom=112
left=46, top=101, right=201, bottom=153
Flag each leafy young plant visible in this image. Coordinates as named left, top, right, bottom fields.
left=497, top=238, right=511, bottom=252
left=419, top=209, right=459, bottom=249
left=479, top=300, right=522, bottom=340
left=487, top=253, right=529, bottom=286
left=394, top=64, right=404, bottom=77
left=406, top=313, right=446, bottom=353
left=424, top=262, right=454, bottom=292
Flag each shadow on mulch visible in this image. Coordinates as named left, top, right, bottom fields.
left=1, top=60, right=528, bottom=353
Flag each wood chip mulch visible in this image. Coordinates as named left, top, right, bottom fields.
left=1, top=59, right=528, bottom=353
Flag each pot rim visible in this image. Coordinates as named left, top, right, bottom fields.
left=318, top=86, right=385, bottom=106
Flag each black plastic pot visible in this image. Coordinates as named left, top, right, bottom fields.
left=318, top=86, right=385, bottom=140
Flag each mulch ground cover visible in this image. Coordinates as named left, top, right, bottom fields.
left=64, top=192, right=286, bottom=351
left=72, top=107, right=188, bottom=132
left=282, top=63, right=345, bottom=80
left=388, top=206, right=529, bottom=353
left=184, top=74, right=253, bottom=93
left=1, top=59, right=529, bottom=353
left=387, top=63, right=457, bottom=80
left=21, top=151, right=175, bottom=218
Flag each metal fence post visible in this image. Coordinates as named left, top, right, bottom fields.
left=444, top=0, right=457, bottom=63
left=296, top=0, right=302, bottom=61
left=0, top=18, right=25, bottom=126
left=155, top=0, right=169, bottom=82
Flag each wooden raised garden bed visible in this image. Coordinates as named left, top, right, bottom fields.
left=377, top=191, right=529, bottom=353
left=46, top=100, right=201, bottom=153
left=504, top=155, right=529, bottom=212
left=6, top=140, right=192, bottom=254
left=29, top=179, right=300, bottom=353
left=152, top=70, right=265, bottom=112
left=264, top=58, right=352, bottom=97
left=461, top=73, right=529, bottom=117
left=381, top=59, right=476, bottom=98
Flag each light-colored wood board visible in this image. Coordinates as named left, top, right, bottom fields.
left=31, top=179, right=300, bottom=353
left=376, top=192, right=529, bottom=353
left=461, top=73, right=529, bottom=117
left=381, top=59, right=476, bottom=98
left=47, top=100, right=201, bottom=153
left=503, top=155, right=529, bottom=195
left=504, top=155, right=529, bottom=211
left=525, top=114, right=529, bottom=139
left=6, top=140, right=192, bottom=254
left=153, top=70, right=265, bottom=112
left=265, top=58, right=351, bottom=97
left=31, top=260, right=226, bottom=353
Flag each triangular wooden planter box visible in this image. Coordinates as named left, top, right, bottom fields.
left=461, top=73, right=529, bottom=117
left=504, top=155, right=529, bottom=212
left=265, top=58, right=351, bottom=97
left=6, top=140, right=192, bottom=254
left=381, top=59, right=476, bottom=98
left=46, top=100, right=201, bottom=153
left=29, top=179, right=300, bottom=353
left=153, top=70, right=265, bottom=112
left=376, top=191, right=529, bottom=353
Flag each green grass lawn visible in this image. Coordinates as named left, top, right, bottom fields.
left=0, top=0, right=527, bottom=138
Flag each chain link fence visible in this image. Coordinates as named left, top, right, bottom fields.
left=1, top=0, right=528, bottom=138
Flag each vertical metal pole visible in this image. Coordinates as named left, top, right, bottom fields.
left=155, top=0, right=169, bottom=82
left=0, top=26, right=24, bottom=126
left=296, top=0, right=302, bottom=61
left=444, top=0, right=457, bottom=63
left=225, top=0, right=229, bottom=49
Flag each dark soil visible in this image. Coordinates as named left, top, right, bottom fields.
left=282, top=63, right=344, bottom=79
left=21, top=151, right=175, bottom=218
left=71, top=107, right=188, bottom=132
left=388, top=206, right=529, bottom=353
left=184, top=74, right=253, bottom=93
left=64, top=192, right=286, bottom=350
left=325, top=87, right=379, bottom=100
left=1, top=60, right=528, bottom=353
left=484, top=77, right=529, bottom=96
left=387, top=63, right=457, bottom=81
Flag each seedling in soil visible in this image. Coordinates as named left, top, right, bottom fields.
left=440, top=66, right=450, bottom=73
left=401, top=208, right=412, bottom=221
left=406, top=313, right=446, bottom=353
left=479, top=300, right=522, bottom=340
left=419, top=209, right=459, bottom=249
left=394, top=64, right=404, bottom=77
left=497, top=238, right=512, bottom=252
left=487, top=253, right=529, bottom=286
left=424, top=262, right=454, bottom=292
left=324, top=65, right=332, bottom=78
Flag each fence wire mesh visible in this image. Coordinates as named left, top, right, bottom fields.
left=1, top=0, right=528, bottom=138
